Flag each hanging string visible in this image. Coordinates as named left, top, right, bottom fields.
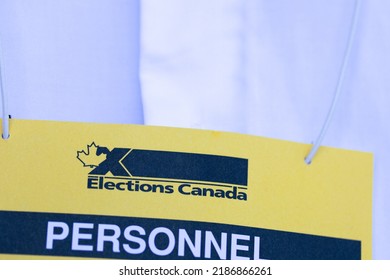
left=305, top=0, right=362, bottom=164
left=0, top=38, right=10, bottom=139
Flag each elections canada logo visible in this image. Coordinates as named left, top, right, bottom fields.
left=77, top=142, right=249, bottom=201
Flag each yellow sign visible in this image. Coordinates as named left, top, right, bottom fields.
left=0, top=119, right=372, bottom=259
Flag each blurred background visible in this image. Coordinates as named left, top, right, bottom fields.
left=0, top=0, right=389, bottom=259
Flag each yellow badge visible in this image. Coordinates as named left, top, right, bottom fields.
left=0, top=119, right=372, bottom=259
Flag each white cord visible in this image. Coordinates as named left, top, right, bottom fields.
left=305, top=0, right=361, bottom=164
left=0, top=39, right=9, bottom=139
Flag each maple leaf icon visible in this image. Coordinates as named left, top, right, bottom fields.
left=77, top=142, right=107, bottom=168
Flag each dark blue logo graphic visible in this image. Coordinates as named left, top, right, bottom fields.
left=77, top=143, right=249, bottom=201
